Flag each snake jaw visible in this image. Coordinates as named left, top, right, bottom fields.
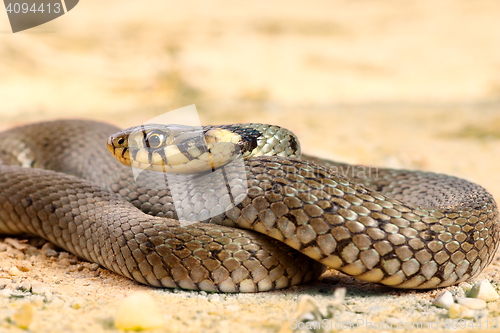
left=106, top=135, right=131, bottom=167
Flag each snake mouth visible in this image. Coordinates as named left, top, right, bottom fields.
left=125, top=142, right=241, bottom=173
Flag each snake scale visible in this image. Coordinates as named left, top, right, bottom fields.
left=0, top=119, right=498, bottom=292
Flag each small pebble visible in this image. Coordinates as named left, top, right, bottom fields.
left=17, top=262, right=32, bottom=272
left=114, top=292, right=164, bottom=330
left=18, top=280, right=31, bottom=291
left=41, top=243, right=58, bottom=257
left=31, top=282, right=53, bottom=299
left=59, top=258, right=71, bottom=267
left=456, top=297, right=486, bottom=310
left=9, top=266, right=22, bottom=276
left=86, top=263, right=100, bottom=271
left=14, top=252, right=26, bottom=260
left=448, top=304, right=475, bottom=319
left=5, top=238, right=28, bottom=250
left=468, top=280, right=500, bottom=302
left=45, top=249, right=58, bottom=257
left=432, top=291, right=454, bottom=309
left=67, top=264, right=84, bottom=272
left=12, top=303, right=34, bottom=329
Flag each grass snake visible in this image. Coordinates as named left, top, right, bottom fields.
left=0, top=119, right=498, bottom=292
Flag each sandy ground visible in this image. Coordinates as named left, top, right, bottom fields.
left=1, top=1, right=500, bottom=332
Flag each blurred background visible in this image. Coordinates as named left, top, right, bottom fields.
left=1, top=1, right=499, bottom=118
left=0, top=0, right=499, bottom=190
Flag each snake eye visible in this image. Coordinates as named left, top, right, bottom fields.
left=145, top=131, right=165, bottom=149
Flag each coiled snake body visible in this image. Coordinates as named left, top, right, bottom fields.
left=0, top=120, right=498, bottom=292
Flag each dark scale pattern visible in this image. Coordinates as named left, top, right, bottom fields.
left=217, top=156, right=500, bottom=289
left=0, top=120, right=498, bottom=291
left=215, top=125, right=260, bottom=156
left=0, top=120, right=324, bottom=292
left=216, top=123, right=301, bottom=158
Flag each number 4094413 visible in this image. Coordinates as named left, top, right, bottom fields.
left=5, top=2, right=62, bottom=14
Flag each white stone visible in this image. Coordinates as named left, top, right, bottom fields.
left=456, top=297, right=486, bottom=310
left=114, top=292, right=164, bottom=330
left=432, top=291, right=454, bottom=309
left=448, top=304, right=475, bottom=319
left=468, top=280, right=500, bottom=302
left=31, top=282, right=53, bottom=299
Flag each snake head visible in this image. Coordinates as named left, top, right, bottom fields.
left=107, top=124, right=243, bottom=173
